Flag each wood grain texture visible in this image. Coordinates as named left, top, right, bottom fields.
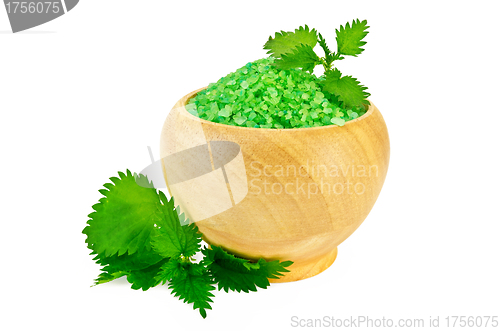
left=160, top=87, right=390, bottom=282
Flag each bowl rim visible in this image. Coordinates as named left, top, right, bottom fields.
left=176, top=87, right=375, bottom=132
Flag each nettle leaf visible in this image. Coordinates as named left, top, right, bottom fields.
left=93, top=245, right=164, bottom=274
left=155, top=258, right=186, bottom=285
left=168, top=263, right=216, bottom=319
left=90, top=240, right=168, bottom=288
left=336, top=19, right=369, bottom=57
left=84, top=169, right=296, bottom=318
left=274, top=44, right=320, bottom=73
left=325, top=67, right=342, bottom=81
left=92, top=255, right=169, bottom=290
left=126, top=258, right=169, bottom=291
left=84, top=171, right=170, bottom=289
left=202, top=246, right=293, bottom=293
left=322, top=69, right=370, bottom=109
left=83, top=170, right=163, bottom=257
left=264, top=25, right=318, bottom=58
left=151, top=192, right=202, bottom=259
left=258, top=259, right=294, bottom=279
left=93, top=271, right=128, bottom=286
left=318, top=32, right=336, bottom=65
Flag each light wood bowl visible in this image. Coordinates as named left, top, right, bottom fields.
left=160, top=87, right=390, bottom=282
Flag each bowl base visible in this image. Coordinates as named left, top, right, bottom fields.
left=269, top=247, right=338, bottom=283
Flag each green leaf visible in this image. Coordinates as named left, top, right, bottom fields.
left=93, top=271, right=128, bottom=286
left=126, top=258, right=169, bottom=291
left=264, top=25, right=318, bottom=58
left=258, top=259, right=294, bottom=279
left=150, top=192, right=202, bottom=259
left=336, top=19, right=369, bottom=56
left=84, top=170, right=171, bottom=290
left=92, top=249, right=168, bottom=289
left=318, top=33, right=336, bottom=65
left=325, top=67, right=342, bottom=81
left=169, top=264, right=216, bottom=319
left=322, top=69, right=370, bottom=109
left=93, top=245, right=164, bottom=274
left=274, top=44, right=320, bottom=73
left=83, top=170, right=163, bottom=257
left=155, top=258, right=185, bottom=285
left=202, top=246, right=293, bottom=293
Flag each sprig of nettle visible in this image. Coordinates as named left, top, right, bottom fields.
left=264, top=19, right=370, bottom=110
left=83, top=170, right=292, bottom=318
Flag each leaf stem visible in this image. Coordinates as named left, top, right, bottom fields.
left=319, top=57, right=335, bottom=73
left=319, top=57, right=329, bottom=72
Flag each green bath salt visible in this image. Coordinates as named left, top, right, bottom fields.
left=186, top=57, right=366, bottom=129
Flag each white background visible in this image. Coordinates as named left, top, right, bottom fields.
left=1, top=1, right=499, bottom=330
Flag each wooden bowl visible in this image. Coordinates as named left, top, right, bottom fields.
left=160, top=87, right=390, bottom=282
